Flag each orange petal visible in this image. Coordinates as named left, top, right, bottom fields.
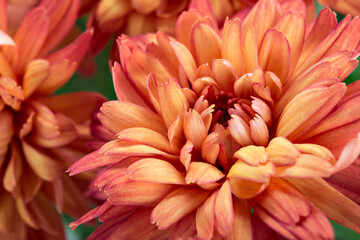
left=112, top=62, right=149, bottom=109
left=276, top=85, right=330, bottom=138
left=212, top=59, right=237, bottom=93
left=228, top=159, right=274, bottom=183
left=201, top=132, right=220, bottom=164
left=191, top=22, right=221, bottom=65
left=3, top=142, right=22, bottom=193
left=23, top=59, right=49, bottom=98
left=169, top=211, right=197, bottom=239
left=151, top=187, right=211, bottom=230
left=22, top=141, right=64, bottom=181
left=258, top=28, right=291, bottom=82
left=106, top=179, right=174, bottom=206
left=250, top=115, right=269, bottom=146
left=288, top=178, right=360, bottom=234
left=233, top=145, right=268, bottom=166
left=12, top=7, right=49, bottom=72
left=241, top=24, right=258, bottom=73
left=117, top=127, right=171, bottom=153
left=168, top=115, right=186, bottom=154
left=333, top=133, right=360, bottom=173
left=99, top=101, right=167, bottom=136
left=196, top=193, right=215, bottom=240
left=183, top=109, right=207, bottom=150
left=275, top=12, right=305, bottom=77
left=180, top=140, right=194, bottom=170
left=186, top=162, right=225, bottom=185
left=214, top=180, right=234, bottom=237
left=266, top=137, right=300, bottom=166
left=229, top=178, right=268, bottom=199
left=158, top=78, right=189, bottom=128
left=275, top=154, right=334, bottom=178
left=221, top=18, right=244, bottom=76
left=228, top=114, right=253, bottom=147
left=226, top=198, right=252, bottom=240
left=170, top=40, right=197, bottom=83
left=126, top=158, right=185, bottom=185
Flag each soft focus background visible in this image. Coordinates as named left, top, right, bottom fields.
left=59, top=2, right=360, bottom=240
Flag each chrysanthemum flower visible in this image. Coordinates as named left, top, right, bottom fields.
left=318, top=0, right=360, bottom=17
left=0, top=0, right=105, bottom=239
left=70, top=0, right=360, bottom=239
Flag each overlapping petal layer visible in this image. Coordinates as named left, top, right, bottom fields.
left=0, top=1, right=105, bottom=239
left=70, top=0, right=360, bottom=239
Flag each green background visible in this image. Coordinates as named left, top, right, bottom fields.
left=59, top=3, right=360, bottom=239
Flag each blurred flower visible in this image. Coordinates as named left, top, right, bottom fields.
left=69, top=0, right=360, bottom=239
left=0, top=0, right=105, bottom=239
left=318, top=0, right=360, bottom=17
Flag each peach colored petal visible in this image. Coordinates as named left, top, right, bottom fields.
left=117, top=127, right=171, bottom=153
left=158, top=78, right=189, bottom=128
left=22, top=59, right=49, bottom=98
left=196, top=193, right=215, bottom=240
left=186, top=161, right=225, bottom=186
left=258, top=29, right=291, bottom=82
left=275, top=12, right=305, bottom=76
left=183, top=109, right=207, bottom=150
left=127, top=158, right=185, bottom=185
left=212, top=59, right=237, bottom=93
left=168, top=115, right=186, bottom=154
left=35, top=59, right=77, bottom=95
left=288, top=81, right=346, bottom=141
left=266, top=137, right=300, bottom=166
left=180, top=140, right=194, bottom=170
left=233, top=145, right=268, bottom=166
left=132, top=48, right=172, bottom=84
left=15, top=198, right=38, bottom=229
left=241, top=24, right=258, bottom=73
left=0, top=0, right=6, bottom=32
left=191, top=22, right=221, bottom=65
left=250, top=115, right=269, bottom=146
left=288, top=178, right=360, bottom=234
left=276, top=85, right=331, bottom=138
left=151, top=187, right=211, bottom=230
left=11, top=7, right=49, bottom=73
left=221, top=18, right=243, bottom=76
left=39, top=0, right=81, bottom=56
left=229, top=178, right=268, bottom=199
left=226, top=198, right=252, bottom=240
left=170, top=40, right=197, bottom=83
left=169, top=211, right=197, bottom=240
left=22, top=141, right=63, bottom=181
left=214, top=180, right=234, bottom=237
left=106, top=179, right=174, bottom=206
left=201, top=132, right=220, bottom=164
left=275, top=154, right=334, bottom=178
left=112, top=62, right=149, bottom=109
left=3, top=142, right=22, bottom=193
left=228, top=159, right=274, bottom=183
left=228, top=114, right=253, bottom=146
left=98, top=101, right=167, bottom=136
left=333, top=133, right=360, bottom=173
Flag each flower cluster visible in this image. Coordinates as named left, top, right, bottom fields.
left=68, top=0, right=360, bottom=239
left=0, top=0, right=104, bottom=239
left=1, top=0, right=360, bottom=239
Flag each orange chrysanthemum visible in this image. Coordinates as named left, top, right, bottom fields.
left=0, top=0, right=105, bottom=239
left=70, top=0, right=360, bottom=239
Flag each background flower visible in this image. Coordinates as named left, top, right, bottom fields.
left=69, top=0, right=360, bottom=239
left=0, top=0, right=105, bottom=239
